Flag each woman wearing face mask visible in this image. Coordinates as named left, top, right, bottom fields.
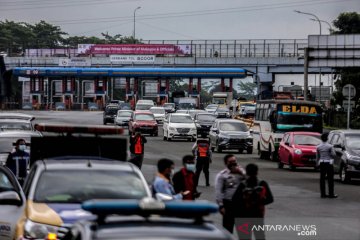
left=6, top=139, right=30, bottom=186
left=152, top=158, right=190, bottom=200
left=173, top=155, right=201, bottom=200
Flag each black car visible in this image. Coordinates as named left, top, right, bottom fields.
left=328, top=130, right=360, bottom=183
left=63, top=199, right=235, bottom=240
left=194, top=113, right=217, bottom=138
left=103, top=104, right=120, bottom=125
left=209, top=119, right=253, bottom=153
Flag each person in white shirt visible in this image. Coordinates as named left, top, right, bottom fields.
left=316, top=133, right=338, bottom=198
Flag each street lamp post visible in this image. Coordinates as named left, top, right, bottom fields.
left=294, top=10, right=322, bottom=35
left=310, top=18, right=332, bottom=33
left=133, top=6, right=141, bottom=43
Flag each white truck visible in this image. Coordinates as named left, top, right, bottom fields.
left=212, top=92, right=233, bottom=109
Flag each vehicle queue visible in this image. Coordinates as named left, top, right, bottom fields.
left=1, top=98, right=360, bottom=240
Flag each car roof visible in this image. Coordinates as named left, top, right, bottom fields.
left=0, top=113, right=34, bottom=121
left=35, top=159, right=137, bottom=172
left=117, top=109, right=133, bottom=112
left=0, top=130, right=41, bottom=137
left=134, top=111, right=153, bottom=115
left=330, top=129, right=360, bottom=134
left=215, top=119, right=245, bottom=123
left=290, top=132, right=321, bottom=135
left=150, top=107, right=165, bottom=109
left=170, top=113, right=191, bottom=116
left=92, top=219, right=233, bottom=240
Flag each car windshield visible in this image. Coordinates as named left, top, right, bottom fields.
left=171, top=115, right=193, bottom=123
left=136, top=104, right=153, bottom=110
left=163, top=103, right=174, bottom=108
left=117, top=111, right=132, bottom=117
left=34, top=170, right=148, bottom=203
left=219, top=122, right=248, bottom=132
left=135, top=114, right=155, bottom=121
left=197, top=114, right=217, bottom=121
left=0, top=121, right=32, bottom=131
left=189, top=111, right=204, bottom=118
left=206, top=105, right=218, bottom=109
left=345, top=134, right=360, bottom=149
left=216, top=108, right=229, bottom=113
left=294, top=135, right=321, bottom=145
left=105, top=108, right=119, bottom=115
left=150, top=108, right=165, bottom=114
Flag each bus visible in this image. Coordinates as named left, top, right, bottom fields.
left=253, top=100, right=323, bottom=160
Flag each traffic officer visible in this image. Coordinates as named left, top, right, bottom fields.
left=129, top=132, right=147, bottom=169
left=6, top=139, right=30, bottom=186
left=215, top=154, right=246, bottom=233
left=316, top=133, right=338, bottom=198
left=192, top=139, right=212, bottom=186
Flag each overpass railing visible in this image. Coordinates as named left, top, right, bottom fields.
left=1, top=39, right=307, bottom=58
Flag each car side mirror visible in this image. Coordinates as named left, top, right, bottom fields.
left=0, top=191, right=23, bottom=206
left=333, top=144, right=344, bottom=150
left=285, top=142, right=290, bottom=146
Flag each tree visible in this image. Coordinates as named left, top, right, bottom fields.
left=332, top=12, right=360, bottom=34
left=237, top=81, right=257, bottom=100
left=0, top=20, right=35, bottom=55
left=331, top=12, right=360, bottom=118
left=27, top=20, right=68, bottom=48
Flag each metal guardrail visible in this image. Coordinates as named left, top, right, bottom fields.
left=1, top=39, right=307, bottom=58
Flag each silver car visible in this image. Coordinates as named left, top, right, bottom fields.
left=115, top=110, right=133, bottom=127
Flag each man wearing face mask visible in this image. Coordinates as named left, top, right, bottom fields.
left=152, top=158, right=190, bottom=200
left=6, top=139, right=30, bottom=186
left=173, top=155, right=201, bottom=200
left=215, top=154, right=246, bottom=233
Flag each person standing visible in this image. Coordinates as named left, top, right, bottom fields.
left=215, top=154, right=246, bottom=233
left=152, top=158, right=189, bottom=200
left=6, top=139, right=30, bottom=186
left=173, top=155, right=201, bottom=200
left=316, top=133, right=338, bottom=198
left=232, top=163, right=274, bottom=240
left=192, top=139, right=212, bottom=186
left=129, top=132, right=147, bottom=169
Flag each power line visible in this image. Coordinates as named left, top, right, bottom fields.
left=44, top=0, right=352, bottom=26
left=0, top=0, right=140, bottom=10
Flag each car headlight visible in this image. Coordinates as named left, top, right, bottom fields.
left=246, top=137, right=253, bottom=143
left=24, top=219, right=59, bottom=239
left=294, top=149, right=302, bottom=155
left=196, top=123, right=201, bottom=128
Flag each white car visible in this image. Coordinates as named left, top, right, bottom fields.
left=205, top=104, right=218, bottom=114
left=163, top=113, right=197, bottom=141
left=149, top=107, right=166, bottom=124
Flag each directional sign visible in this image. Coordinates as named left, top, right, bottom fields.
left=343, top=100, right=355, bottom=111
left=342, top=84, right=356, bottom=100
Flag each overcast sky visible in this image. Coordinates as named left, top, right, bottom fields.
left=1, top=0, right=359, bottom=40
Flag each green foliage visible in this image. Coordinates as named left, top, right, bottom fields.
left=236, top=81, right=257, bottom=100
left=332, top=12, right=360, bottom=34
left=0, top=19, right=140, bottom=54
left=331, top=12, right=360, bottom=121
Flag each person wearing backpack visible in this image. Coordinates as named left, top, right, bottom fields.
left=232, top=163, right=274, bottom=240
left=192, top=139, right=212, bottom=186
left=129, top=132, right=147, bottom=169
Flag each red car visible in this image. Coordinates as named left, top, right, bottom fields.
left=128, top=111, right=158, bottom=136
left=278, top=132, right=321, bottom=170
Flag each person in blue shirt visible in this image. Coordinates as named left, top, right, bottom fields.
left=6, top=138, right=30, bottom=186
left=152, top=158, right=189, bottom=200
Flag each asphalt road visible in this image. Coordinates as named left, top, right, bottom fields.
left=22, top=110, right=360, bottom=239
